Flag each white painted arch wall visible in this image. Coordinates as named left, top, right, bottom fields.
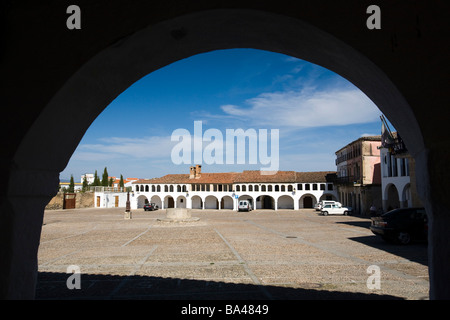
left=126, top=182, right=338, bottom=210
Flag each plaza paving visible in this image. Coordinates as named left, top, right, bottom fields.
left=36, top=207, right=429, bottom=300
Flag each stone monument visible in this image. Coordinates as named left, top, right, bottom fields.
left=157, top=208, right=199, bottom=222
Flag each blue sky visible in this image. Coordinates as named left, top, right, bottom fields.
left=61, top=49, right=388, bottom=182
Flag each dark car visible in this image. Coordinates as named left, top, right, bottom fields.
left=370, top=207, right=428, bottom=245
left=143, top=203, right=156, bottom=211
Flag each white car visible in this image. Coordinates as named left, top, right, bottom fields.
left=321, top=203, right=352, bottom=216
left=238, top=200, right=252, bottom=212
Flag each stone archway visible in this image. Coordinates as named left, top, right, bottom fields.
left=2, top=4, right=449, bottom=299
left=164, top=196, right=175, bottom=209
left=277, top=195, right=294, bottom=209
left=150, top=195, right=162, bottom=209
left=385, top=184, right=400, bottom=211
left=221, top=196, right=233, bottom=210
left=300, top=194, right=317, bottom=209
left=205, top=195, right=219, bottom=209
left=136, top=195, right=149, bottom=208
left=191, top=195, right=203, bottom=209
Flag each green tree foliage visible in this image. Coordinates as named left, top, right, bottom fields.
left=82, top=174, right=88, bottom=192
left=101, top=167, right=109, bottom=187
left=119, top=175, right=124, bottom=189
left=68, top=175, right=75, bottom=193
left=93, top=170, right=101, bottom=186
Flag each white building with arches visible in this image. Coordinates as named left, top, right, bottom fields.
left=127, top=165, right=337, bottom=211
left=380, top=144, right=422, bottom=212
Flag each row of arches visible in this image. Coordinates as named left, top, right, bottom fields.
left=134, top=183, right=334, bottom=193
left=384, top=182, right=412, bottom=211
left=136, top=193, right=337, bottom=210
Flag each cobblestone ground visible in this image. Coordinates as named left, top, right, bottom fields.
left=37, top=208, right=429, bottom=300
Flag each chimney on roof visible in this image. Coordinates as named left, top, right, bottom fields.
left=195, top=164, right=201, bottom=179
left=189, top=166, right=196, bottom=179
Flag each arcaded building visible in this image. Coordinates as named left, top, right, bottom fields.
left=129, top=165, right=337, bottom=211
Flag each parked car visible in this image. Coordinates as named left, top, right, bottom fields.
left=320, top=203, right=352, bottom=216
left=143, top=203, right=157, bottom=211
left=238, top=200, right=252, bottom=212
left=370, top=207, right=428, bottom=245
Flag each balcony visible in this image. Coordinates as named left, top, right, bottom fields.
left=329, top=175, right=362, bottom=185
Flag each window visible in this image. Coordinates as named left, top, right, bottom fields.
left=254, top=185, right=259, bottom=192
left=320, top=184, right=325, bottom=190
left=288, top=185, right=293, bottom=192
left=312, top=184, right=317, bottom=190
left=400, top=158, right=407, bottom=176
left=268, top=185, right=273, bottom=192
left=305, top=184, right=310, bottom=190
left=297, top=184, right=302, bottom=190
left=249, top=185, right=253, bottom=192
left=242, top=185, right=246, bottom=192
left=157, top=185, right=161, bottom=192
left=275, top=185, right=279, bottom=192
left=327, top=184, right=333, bottom=191
left=236, top=185, right=240, bottom=192
left=152, top=185, right=155, bottom=192
left=281, top=185, right=285, bottom=192
left=261, top=185, right=266, bottom=192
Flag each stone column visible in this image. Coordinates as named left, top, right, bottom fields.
left=415, top=148, right=450, bottom=299
left=0, top=169, right=59, bottom=299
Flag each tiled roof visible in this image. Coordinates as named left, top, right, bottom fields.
left=133, top=170, right=336, bottom=184
left=295, top=171, right=336, bottom=183
left=234, top=170, right=296, bottom=183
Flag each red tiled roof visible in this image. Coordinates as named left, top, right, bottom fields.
left=295, top=171, right=336, bottom=183
left=234, top=170, right=296, bottom=183
left=133, top=170, right=336, bottom=184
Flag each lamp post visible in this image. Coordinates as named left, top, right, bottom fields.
left=126, top=191, right=130, bottom=212
left=124, top=190, right=132, bottom=219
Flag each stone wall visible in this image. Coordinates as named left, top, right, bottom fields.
left=45, top=192, right=94, bottom=210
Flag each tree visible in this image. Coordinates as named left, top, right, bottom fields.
left=82, top=174, right=88, bottom=192
left=101, top=167, right=109, bottom=187
left=119, top=175, right=124, bottom=190
left=68, top=175, right=75, bottom=193
left=92, top=170, right=101, bottom=186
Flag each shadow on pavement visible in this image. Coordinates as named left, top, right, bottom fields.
left=36, top=271, right=403, bottom=300
left=336, top=220, right=428, bottom=267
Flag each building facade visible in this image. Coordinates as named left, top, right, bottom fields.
left=379, top=133, right=422, bottom=211
left=334, top=136, right=382, bottom=215
left=115, top=165, right=338, bottom=211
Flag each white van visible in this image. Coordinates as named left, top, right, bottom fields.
left=238, top=200, right=253, bottom=212
left=315, top=200, right=337, bottom=211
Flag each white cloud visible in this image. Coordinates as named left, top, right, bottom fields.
left=73, top=135, right=175, bottom=161
left=219, top=87, right=379, bottom=129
